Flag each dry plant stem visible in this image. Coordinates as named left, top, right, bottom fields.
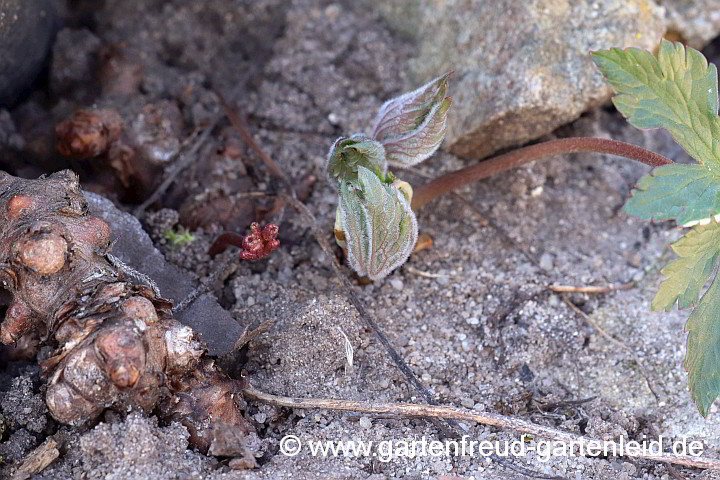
left=11, top=438, right=60, bottom=479
left=217, top=92, right=295, bottom=198
left=173, top=253, right=236, bottom=313
left=412, top=138, right=674, bottom=210
left=133, top=120, right=218, bottom=219
left=243, top=386, right=720, bottom=471
left=279, top=193, right=462, bottom=439
left=561, top=295, right=661, bottom=402
left=549, top=282, right=636, bottom=293
left=561, top=296, right=629, bottom=352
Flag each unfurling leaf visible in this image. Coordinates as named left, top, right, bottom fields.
left=338, top=166, right=417, bottom=280
left=591, top=40, right=720, bottom=171
left=685, top=269, right=720, bottom=416
left=623, top=164, right=720, bottom=227
left=652, top=221, right=720, bottom=311
left=371, top=72, right=452, bottom=167
left=327, top=135, right=386, bottom=188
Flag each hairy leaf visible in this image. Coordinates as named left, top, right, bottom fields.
left=372, top=72, right=451, bottom=167
left=623, top=164, right=720, bottom=226
left=652, top=221, right=720, bottom=311
left=592, top=40, right=720, bottom=171
left=338, top=166, right=417, bottom=280
left=327, top=135, right=387, bottom=188
left=685, top=269, right=720, bottom=416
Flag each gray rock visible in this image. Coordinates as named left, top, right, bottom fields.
left=665, top=0, right=720, bottom=49
left=539, top=252, right=555, bottom=271
left=372, top=0, right=666, bottom=159
left=389, top=277, right=404, bottom=291
left=86, top=192, right=243, bottom=355
left=0, top=0, right=57, bottom=107
left=50, top=28, right=102, bottom=99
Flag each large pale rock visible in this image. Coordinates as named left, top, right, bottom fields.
left=665, top=0, right=720, bottom=49
left=374, top=0, right=667, bottom=160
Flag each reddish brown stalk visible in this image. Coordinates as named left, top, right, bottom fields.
left=412, top=138, right=673, bottom=210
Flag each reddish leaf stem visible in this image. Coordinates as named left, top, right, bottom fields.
left=411, top=137, right=673, bottom=210
left=208, top=223, right=280, bottom=259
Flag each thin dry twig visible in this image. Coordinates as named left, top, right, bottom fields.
left=561, top=295, right=661, bottom=402
left=11, top=438, right=60, bottom=479
left=243, top=386, right=720, bottom=471
left=134, top=119, right=218, bottom=219
left=549, top=282, right=635, bottom=294
left=405, top=266, right=457, bottom=279
left=561, top=296, right=630, bottom=352
left=233, top=319, right=275, bottom=351
left=216, top=92, right=294, bottom=197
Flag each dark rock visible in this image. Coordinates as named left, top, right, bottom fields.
left=0, top=0, right=57, bottom=107
left=50, top=28, right=102, bottom=101
left=86, top=192, right=243, bottom=355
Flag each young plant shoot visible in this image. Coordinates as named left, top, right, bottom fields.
left=329, top=73, right=451, bottom=280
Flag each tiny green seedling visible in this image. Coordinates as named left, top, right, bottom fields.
left=328, top=73, right=451, bottom=280
left=164, top=227, right=196, bottom=246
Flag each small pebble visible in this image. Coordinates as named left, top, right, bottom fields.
left=246, top=296, right=256, bottom=307
left=460, top=397, right=475, bottom=409
left=327, top=112, right=340, bottom=125
left=253, top=412, right=267, bottom=424
left=466, top=317, right=479, bottom=326
left=389, top=278, right=404, bottom=291
left=359, top=417, right=372, bottom=429
left=539, top=253, right=554, bottom=271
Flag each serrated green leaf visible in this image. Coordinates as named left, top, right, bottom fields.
left=685, top=267, right=720, bottom=416
left=652, top=221, right=720, bottom=311
left=592, top=40, right=720, bottom=171
left=338, top=166, right=417, bottom=280
left=623, top=164, right=720, bottom=226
